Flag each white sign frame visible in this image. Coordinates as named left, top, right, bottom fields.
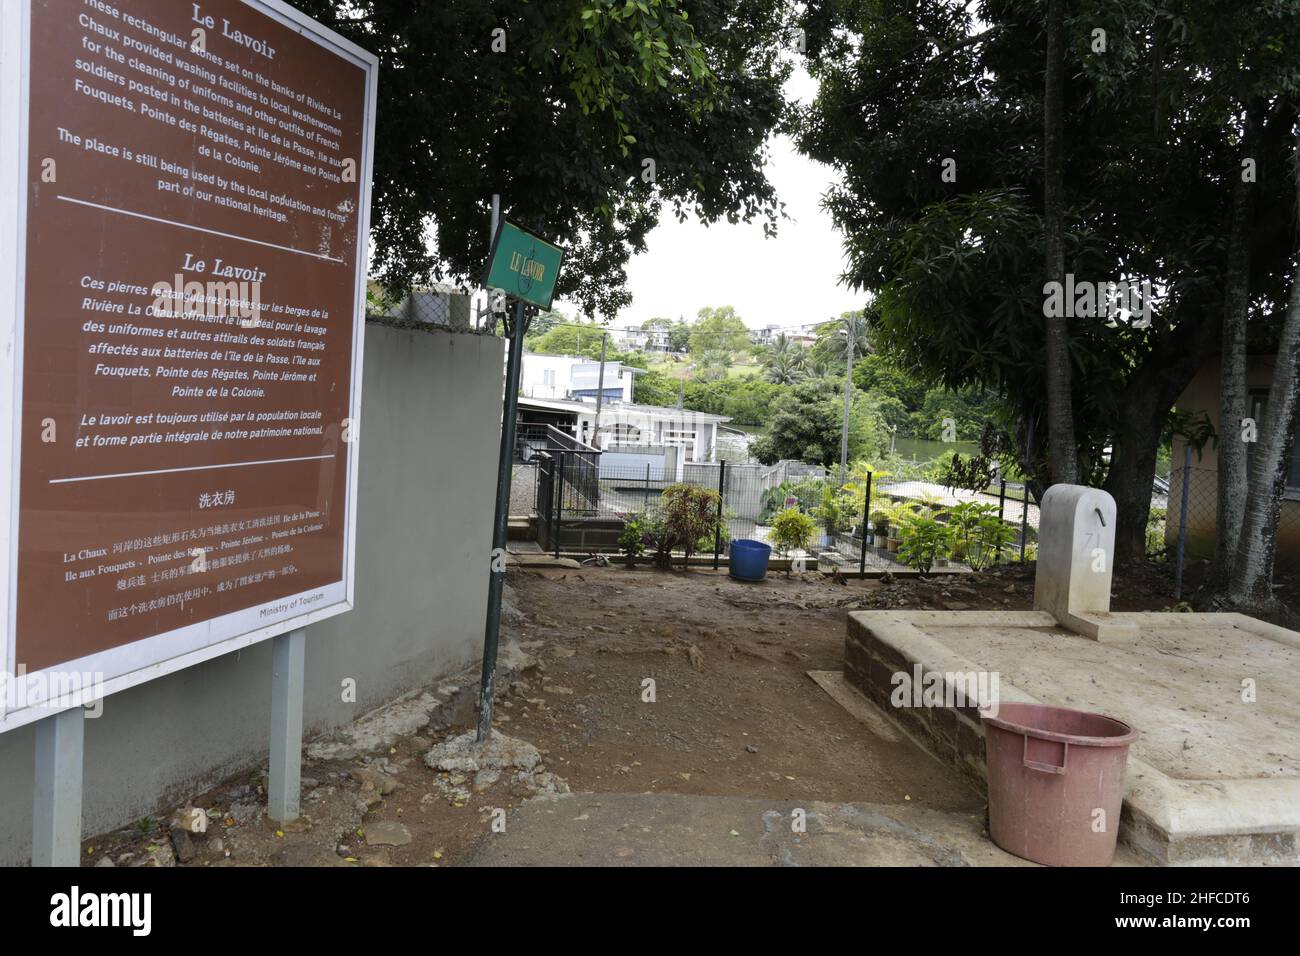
left=0, top=0, right=378, bottom=733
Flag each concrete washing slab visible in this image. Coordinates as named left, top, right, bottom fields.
left=843, top=608, right=1300, bottom=865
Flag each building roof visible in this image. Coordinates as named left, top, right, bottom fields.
left=522, top=352, right=646, bottom=375
left=517, top=396, right=730, bottom=424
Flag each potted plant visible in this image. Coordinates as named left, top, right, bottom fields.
left=769, top=508, right=816, bottom=576
left=814, top=485, right=842, bottom=549
left=885, top=504, right=910, bottom=552
left=870, top=510, right=890, bottom=549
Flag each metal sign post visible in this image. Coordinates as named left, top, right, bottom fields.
left=476, top=219, right=565, bottom=742
left=477, top=301, right=528, bottom=743
left=32, top=708, right=85, bottom=867
left=268, top=628, right=307, bottom=822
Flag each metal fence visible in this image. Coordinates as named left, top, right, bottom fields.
left=530, top=454, right=1042, bottom=573
left=524, top=444, right=1299, bottom=591
left=1166, top=457, right=1300, bottom=598
left=367, top=284, right=496, bottom=332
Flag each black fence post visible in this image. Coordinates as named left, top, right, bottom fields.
left=859, top=471, right=873, bottom=574
left=1174, top=444, right=1193, bottom=600
left=997, top=478, right=1007, bottom=565
left=713, top=460, right=727, bottom=570
left=643, top=463, right=651, bottom=511
left=554, top=451, right=565, bottom=560
left=1019, top=485, right=1029, bottom=562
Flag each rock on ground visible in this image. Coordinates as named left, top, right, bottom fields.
left=424, top=730, right=543, bottom=774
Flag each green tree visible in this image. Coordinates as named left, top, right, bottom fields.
left=751, top=379, right=886, bottom=466
left=529, top=321, right=609, bottom=359
left=633, top=368, right=680, bottom=406
left=666, top=323, right=689, bottom=353
left=796, top=0, right=1300, bottom=560
left=808, top=310, right=870, bottom=372
left=853, top=353, right=927, bottom=411
left=292, top=0, right=794, bottom=315
left=689, top=306, right=751, bottom=359
left=762, top=332, right=807, bottom=384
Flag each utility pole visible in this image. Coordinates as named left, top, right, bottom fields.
left=592, top=332, right=608, bottom=449
left=840, top=320, right=855, bottom=486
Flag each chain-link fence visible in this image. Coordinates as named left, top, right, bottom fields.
left=1166, top=458, right=1300, bottom=598
left=526, top=450, right=1040, bottom=573
left=366, top=283, right=496, bottom=332
left=516, top=433, right=1297, bottom=589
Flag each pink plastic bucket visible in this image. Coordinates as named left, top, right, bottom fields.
left=982, top=702, right=1139, bottom=866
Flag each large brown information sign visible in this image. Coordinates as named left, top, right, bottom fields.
left=0, top=0, right=377, bottom=730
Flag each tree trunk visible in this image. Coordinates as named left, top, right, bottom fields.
left=1210, top=112, right=1259, bottom=586
left=1105, top=295, right=1220, bottom=563
left=1043, top=0, right=1078, bottom=485
left=1105, top=386, right=1170, bottom=564
left=1228, top=257, right=1300, bottom=609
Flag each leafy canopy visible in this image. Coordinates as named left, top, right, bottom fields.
left=292, top=0, right=795, bottom=316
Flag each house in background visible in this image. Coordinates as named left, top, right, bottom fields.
left=520, top=353, right=639, bottom=403
left=517, top=396, right=730, bottom=480
left=607, top=325, right=651, bottom=351
left=1166, top=354, right=1300, bottom=571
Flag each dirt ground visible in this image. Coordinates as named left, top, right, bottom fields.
left=80, top=560, right=1187, bottom=868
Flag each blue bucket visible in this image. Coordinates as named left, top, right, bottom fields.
left=729, top=539, right=772, bottom=582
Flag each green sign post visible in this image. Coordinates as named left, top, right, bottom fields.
left=477, top=218, right=565, bottom=743
left=484, top=220, right=565, bottom=310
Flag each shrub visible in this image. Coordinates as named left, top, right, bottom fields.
left=639, top=509, right=675, bottom=570
left=697, top=517, right=732, bottom=555
left=946, top=501, right=1015, bottom=570
left=661, top=484, right=722, bottom=569
left=758, top=476, right=826, bottom=524
left=770, top=508, right=816, bottom=565
left=897, top=512, right=952, bottom=574
left=618, top=514, right=647, bottom=566
left=1145, top=507, right=1168, bottom=560
left=815, top=484, right=844, bottom=535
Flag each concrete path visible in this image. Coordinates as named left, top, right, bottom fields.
left=466, top=792, right=1049, bottom=866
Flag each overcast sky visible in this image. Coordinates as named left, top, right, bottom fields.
left=558, top=70, right=864, bottom=332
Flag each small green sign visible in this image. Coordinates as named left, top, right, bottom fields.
left=484, top=220, right=565, bottom=310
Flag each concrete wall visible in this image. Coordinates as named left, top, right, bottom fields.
left=0, top=323, right=504, bottom=865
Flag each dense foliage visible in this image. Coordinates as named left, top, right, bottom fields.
left=291, top=0, right=795, bottom=316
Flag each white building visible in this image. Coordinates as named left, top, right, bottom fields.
left=520, top=353, right=638, bottom=403
left=607, top=326, right=650, bottom=351
left=517, top=396, right=730, bottom=478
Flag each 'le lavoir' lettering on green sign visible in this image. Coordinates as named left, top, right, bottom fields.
left=484, top=221, right=565, bottom=310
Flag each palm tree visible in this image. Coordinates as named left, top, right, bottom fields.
left=696, top=348, right=733, bottom=382
left=805, top=354, right=835, bottom=381
left=820, top=312, right=871, bottom=362
left=763, top=333, right=807, bottom=384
